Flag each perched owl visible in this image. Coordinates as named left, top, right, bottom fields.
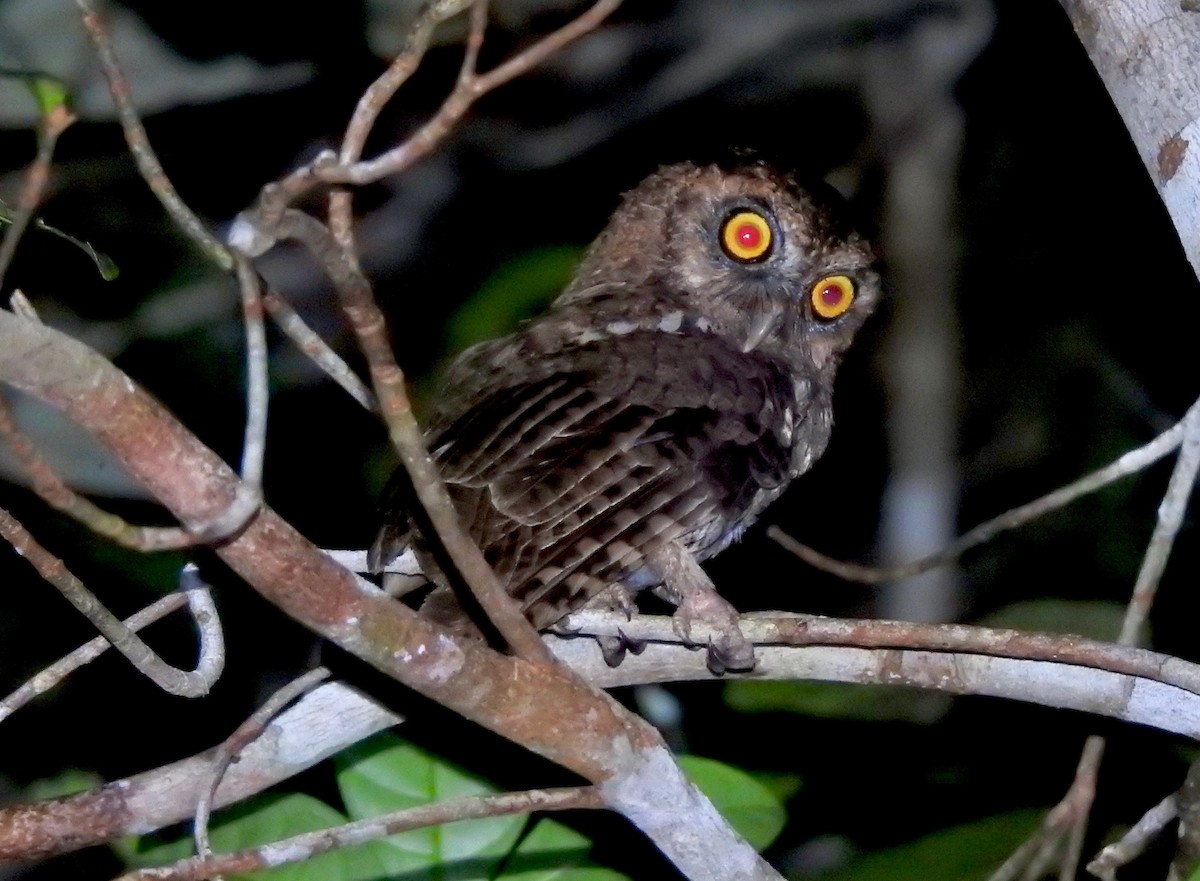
left=370, top=161, right=880, bottom=671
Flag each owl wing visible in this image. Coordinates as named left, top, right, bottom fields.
left=415, top=328, right=806, bottom=627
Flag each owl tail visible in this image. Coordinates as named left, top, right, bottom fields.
left=368, top=485, right=492, bottom=643
left=367, top=519, right=410, bottom=574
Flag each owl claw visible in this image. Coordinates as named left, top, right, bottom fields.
left=598, top=628, right=648, bottom=667
left=705, top=633, right=757, bottom=675
left=670, top=606, right=756, bottom=673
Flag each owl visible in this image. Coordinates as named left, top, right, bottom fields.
left=370, top=161, right=880, bottom=672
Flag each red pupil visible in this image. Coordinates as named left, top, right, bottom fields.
left=821, top=285, right=844, bottom=306
left=736, top=224, right=762, bottom=250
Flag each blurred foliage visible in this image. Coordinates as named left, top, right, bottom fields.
left=443, top=246, right=582, bottom=355
left=725, top=680, right=952, bottom=724
left=0, top=67, right=69, bottom=118
left=21, top=768, right=102, bottom=802
left=814, top=811, right=1044, bottom=881
left=977, top=599, right=1134, bottom=642
left=677, top=755, right=788, bottom=852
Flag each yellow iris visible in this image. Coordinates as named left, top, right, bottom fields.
left=720, top=211, right=772, bottom=262
left=810, top=275, right=855, bottom=320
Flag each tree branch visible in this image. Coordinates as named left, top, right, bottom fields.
left=0, top=509, right=223, bottom=698
left=1060, top=0, right=1200, bottom=280
left=0, top=307, right=777, bottom=881
left=770, top=402, right=1189, bottom=584
left=0, top=591, right=188, bottom=722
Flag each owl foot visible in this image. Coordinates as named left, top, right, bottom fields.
left=648, top=542, right=757, bottom=674
left=669, top=589, right=757, bottom=674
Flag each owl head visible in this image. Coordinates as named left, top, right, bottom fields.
left=559, top=161, right=881, bottom=374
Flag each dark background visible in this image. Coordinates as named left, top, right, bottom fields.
left=1, top=1, right=1197, bottom=878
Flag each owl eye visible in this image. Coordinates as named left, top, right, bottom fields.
left=811, top=275, right=855, bottom=320
left=720, top=210, right=773, bottom=263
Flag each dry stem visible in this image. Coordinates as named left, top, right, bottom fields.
left=0, top=591, right=187, bottom=722
left=770, top=408, right=1187, bottom=584
left=0, top=509, right=223, bottom=698
left=193, top=668, right=331, bottom=862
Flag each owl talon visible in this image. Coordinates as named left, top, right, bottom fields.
left=705, top=634, right=757, bottom=675
left=598, top=628, right=647, bottom=667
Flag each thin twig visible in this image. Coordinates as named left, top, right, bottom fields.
left=982, top=739, right=1103, bottom=881
left=8, top=289, right=40, bottom=321
left=1087, top=792, right=1178, bottom=881
left=261, top=288, right=377, bottom=411
left=0, top=377, right=206, bottom=551
left=234, top=1, right=473, bottom=234
left=1063, top=401, right=1200, bottom=878
left=0, top=508, right=223, bottom=697
left=71, top=0, right=293, bottom=546
left=339, top=0, right=476, bottom=166
left=233, top=258, right=269, bottom=489
left=1171, top=759, right=1200, bottom=880
left=1119, top=398, right=1200, bottom=642
left=72, top=0, right=231, bottom=270
left=770, top=410, right=1188, bottom=584
left=323, top=0, right=623, bottom=186
left=0, top=591, right=188, bottom=722
left=194, top=668, right=331, bottom=862
left=1048, top=393, right=1200, bottom=879
left=0, top=101, right=75, bottom=289
left=122, top=786, right=603, bottom=881
left=990, top=399, right=1200, bottom=880
left=231, top=1, right=623, bottom=663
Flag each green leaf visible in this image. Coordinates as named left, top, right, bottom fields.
left=445, top=247, right=582, bottom=353
left=497, top=819, right=629, bottom=881
left=816, top=810, right=1043, bottom=881
left=678, top=755, right=787, bottom=851
left=335, top=732, right=524, bottom=879
left=725, top=680, right=951, bottom=723
left=128, top=793, right=392, bottom=881
left=977, top=599, right=1133, bottom=642
left=23, top=768, right=102, bottom=801
left=0, top=68, right=70, bottom=116
left=28, top=75, right=70, bottom=116
left=747, top=771, right=803, bottom=804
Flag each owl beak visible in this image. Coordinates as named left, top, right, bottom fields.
left=741, top=300, right=784, bottom=353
